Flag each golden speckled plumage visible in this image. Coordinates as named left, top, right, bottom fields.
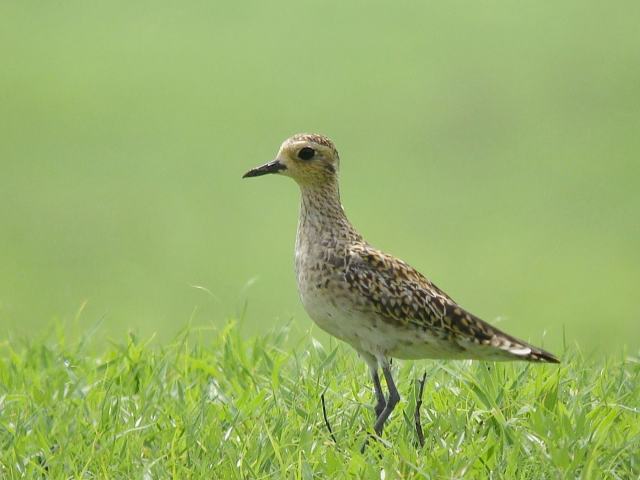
left=244, top=133, right=559, bottom=440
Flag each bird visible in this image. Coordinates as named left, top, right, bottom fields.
left=243, top=133, right=559, bottom=442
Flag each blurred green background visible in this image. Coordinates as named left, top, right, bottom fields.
left=1, top=1, right=639, bottom=353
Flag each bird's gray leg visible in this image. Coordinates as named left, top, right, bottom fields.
left=373, top=359, right=400, bottom=437
left=370, top=367, right=386, bottom=418
left=361, top=352, right=386, bottom=417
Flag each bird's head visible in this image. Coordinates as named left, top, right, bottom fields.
left=243, top=133, right=340, bottom=187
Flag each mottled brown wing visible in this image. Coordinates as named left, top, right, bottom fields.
left=344, top=244, right=559, bottom=363
left=344, top=244, right=460, bottom=329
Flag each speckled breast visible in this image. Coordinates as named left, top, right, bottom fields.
left=295, top=243, right=355, bottom=337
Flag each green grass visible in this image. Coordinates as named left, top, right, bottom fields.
left=2, top=322, right=638, bottom=478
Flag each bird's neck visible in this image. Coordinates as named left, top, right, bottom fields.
left=297, top=180, right=360, bottom=243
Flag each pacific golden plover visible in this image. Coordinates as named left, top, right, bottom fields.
left=243, top=133, right=559, bottom=440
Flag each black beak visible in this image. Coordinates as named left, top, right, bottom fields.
left=242, top=160, right=286, bottom=178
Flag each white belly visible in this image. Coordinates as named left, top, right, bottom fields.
left=299, top=286, right=358, bottom=341
left=298, top=283, right=383, bottom=352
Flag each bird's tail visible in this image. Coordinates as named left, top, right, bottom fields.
left=519, top=344, right=560, bottom=363
left=495, top=329, right=560, bottom=363
left=448, top=305, right=560, bottom=363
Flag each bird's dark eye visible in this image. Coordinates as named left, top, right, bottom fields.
left=298, top=147, right=315, bottom=160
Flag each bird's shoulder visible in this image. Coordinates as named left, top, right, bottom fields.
left=343, top=243, right=450, bottom=320
left=344, top=242, right=451, bottom=301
